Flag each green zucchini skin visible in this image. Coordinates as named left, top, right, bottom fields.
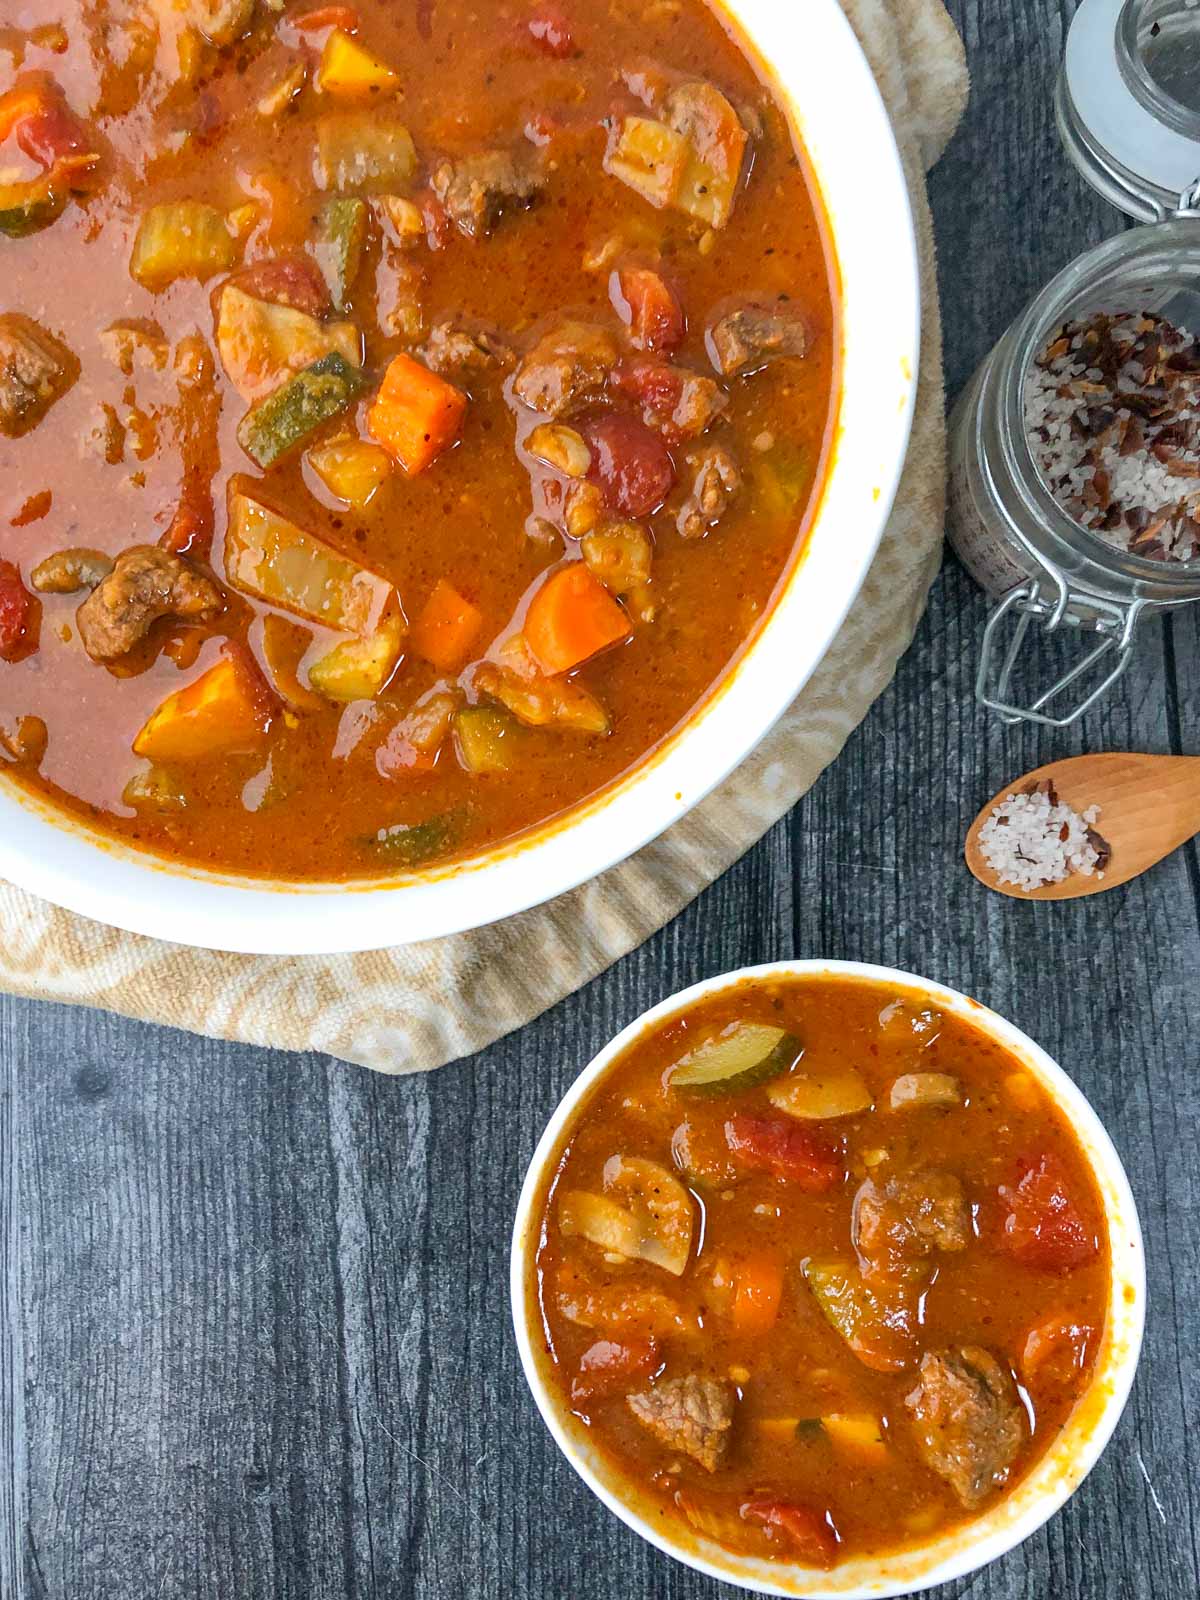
left=670, top=1026, right=803, bottom=1097
left=237, top=352, right=367, bottom=469
left=314, top=198, right=368, bottom=313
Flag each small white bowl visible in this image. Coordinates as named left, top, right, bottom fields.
left=0, top=0, right=918, bottom=953
left=510, top=960, right=1146, bottom=1598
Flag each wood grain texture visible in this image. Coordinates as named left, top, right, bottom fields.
left=2, top=1, right=1199, bottom=1596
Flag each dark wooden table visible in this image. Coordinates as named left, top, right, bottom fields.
left=4, top=4, right=1198, bottom=1596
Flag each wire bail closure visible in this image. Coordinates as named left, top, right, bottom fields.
left=976, top=567, right=1148, bottom=728
left=1169, top=175, right=1200, bottom=219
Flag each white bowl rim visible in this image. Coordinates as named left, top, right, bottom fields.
left=509, top=959, right=1147, bottom=1599
left=0, top=0, right=920, bottom=955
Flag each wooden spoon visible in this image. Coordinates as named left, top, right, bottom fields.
left=966, top=752, right=1200, bottom=900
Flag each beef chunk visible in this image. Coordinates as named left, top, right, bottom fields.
left=905, top=1347, right=1024, bottom=1509
left=77, top=546, right=222, bottom=662
left=853, top=1169, right=971, bottom=1283
left=513, top=321, right=618, bottom=418
left=676, top=445, right=740, bottom=538
left=0, top=314, right=78, bottom=438
left=30, top=548, right=115, bottom=595
left=627, top=1375, right=734, bottom=1472
left=707, top=301, right=808, bottom=377
left=422, top=320, right=516, bottom=375
left=431, top=150, right=544, bottom=239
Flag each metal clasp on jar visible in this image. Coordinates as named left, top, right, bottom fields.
left=977, top=566, right=1148, bottom=728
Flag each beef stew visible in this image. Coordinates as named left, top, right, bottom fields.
left=0, top=0, right=836, bottom=881
left=524, top=973, right=1113, bottom=1569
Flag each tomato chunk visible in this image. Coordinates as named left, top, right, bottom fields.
left=1, top=77, right=97, bottom=174
left=614, top=357, right=681, bottom=418
left=612, top=356, right=727, bottom=444
left=0, top=560, right=37, bottom=661
left=583, top=413, right=674, bottom=518
left=1021, top=1316, right=1095, bottom=1385
left=741, top=1500, right=840, bottom=1567
left=235, top=257, right=331, bottom=319
left=570, top=1337, right=660, bottom=1404
left=724, top=1114, right=842, bottom=1191
left=998, top=1154, right=1099, bottom=1272
left=528, top=4, right=575, bottom=57
left=160, top=473, right=214, bottom=559
left=611, top=267, right=684, bottom=354
left=293, top=6, right=361, bottom=33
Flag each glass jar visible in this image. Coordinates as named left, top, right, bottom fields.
left=948, top=0, right=1200, bottom=725
left=1057, top=0, right=1200, bottom=220
left=948, top=225, right=1200, bottom=725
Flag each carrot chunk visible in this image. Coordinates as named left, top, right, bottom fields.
left=724, top=1114, right=842, bottom=1191
left=367, top=353, right=467, bottom=476
left=133, top=649, right=275, bottom=763
left=411, top=579, right=482, bottom=672
left=524, top=564, right=631, bottom=676
left=731, top=1251, right=784, bottom=1337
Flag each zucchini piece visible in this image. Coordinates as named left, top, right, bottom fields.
left=307, top=435, right=391, bottom=508
left=313, top=196, right=368, bottom=312
left=130, top=201, right=235, bottom=289
left=216, top=284, right=362, bottom=402
left=225, top=480, right=403, bottom=639
left=366, top=811, right=461, bottom=867
left=237, top=351, right=366, bottom=468
left=767, top=1069, right=873, bottom=1121
left=801, top=1258, right=912, bottom=1373
left=454, top=705, right=521, bottom=774
left=0, top=175, right=65, bottom=239
left=122, top=764, right=187, bottom=812
left=669, top=1021, right=801, bottom=1096
left=315, top=113, right=416, bottom=192
left=753, top=441, right=811, bottom=519
left=307, top=612, right=405, bottom=700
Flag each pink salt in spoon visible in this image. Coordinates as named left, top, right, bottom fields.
left=965, top=752, right=1200, bottom=900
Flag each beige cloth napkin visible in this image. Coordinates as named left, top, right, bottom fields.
left=0, top=0, right=968, bottom=1073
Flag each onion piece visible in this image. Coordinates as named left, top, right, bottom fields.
left=767, top=1069, right=873, bottom=1121
left=888, top=1073, right=962, bottom=1111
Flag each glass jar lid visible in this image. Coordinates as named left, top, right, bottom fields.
left=1060, top=0, right=1200, bottom=220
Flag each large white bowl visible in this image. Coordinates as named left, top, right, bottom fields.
left=510, top=961, right=1146, bottom=1598
left=0, top=0, right=919, bottom=954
